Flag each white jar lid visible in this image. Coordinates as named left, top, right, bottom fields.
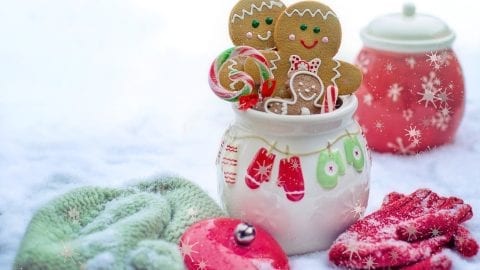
left=361, top=3, right=455, bottom=52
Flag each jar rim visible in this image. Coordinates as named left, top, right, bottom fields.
left=234, top=95, right=358, bottom=124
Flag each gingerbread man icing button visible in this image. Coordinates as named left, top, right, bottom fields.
left=272, top=1, right=362, bottom=98
left=265, top=71, right=324, bottom=115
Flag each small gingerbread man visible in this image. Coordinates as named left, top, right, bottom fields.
left=264, top=71, right=324, bottom=115
left=271, top=1, right=362, bottom=98
left=220, top=0, right=285, bottom=93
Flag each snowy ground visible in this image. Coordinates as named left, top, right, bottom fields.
left=1, top=0, right=479, bottom=269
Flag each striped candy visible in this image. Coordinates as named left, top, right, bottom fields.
left=209, top=46, right=274, bottom=102
left=321, top=85, right=339, bottom=114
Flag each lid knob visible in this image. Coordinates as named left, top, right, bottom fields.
left=403, top=3, right=416, bottom=17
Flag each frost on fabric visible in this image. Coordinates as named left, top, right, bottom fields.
left=86, top=252, right=115, bottom=270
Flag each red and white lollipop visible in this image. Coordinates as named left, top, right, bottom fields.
left=209, top=46, right=276, bottom=110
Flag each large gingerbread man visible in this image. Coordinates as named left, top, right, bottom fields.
left=272, top=1, right=362, bottom=98
left=219, top=0, right=285, bottom=93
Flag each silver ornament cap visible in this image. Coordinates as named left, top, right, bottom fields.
left=234, top=222, right=256, bottom=246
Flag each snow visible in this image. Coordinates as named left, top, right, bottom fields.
left=0, top=0, right=479, bottom=268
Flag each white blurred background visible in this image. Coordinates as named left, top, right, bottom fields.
left=1, top=0, right=479, bottom=268
left=1, top=0, right=478, bottom=132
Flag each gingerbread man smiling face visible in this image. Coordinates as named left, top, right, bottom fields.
left=229, top=0, right=286, bottom=49
left=265, top=71, right=324, bottom=115
left=275, top=1, right=340, bottom=58
left=272, top=1, right=362, bottom=98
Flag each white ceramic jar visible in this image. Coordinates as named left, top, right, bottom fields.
left=216, top=96, right=370, bottom=255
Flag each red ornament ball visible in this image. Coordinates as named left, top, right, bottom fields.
left=179, top=218, right=290, bottom=270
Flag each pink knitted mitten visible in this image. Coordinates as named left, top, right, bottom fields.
left=329, top=189, right=477, bottom=269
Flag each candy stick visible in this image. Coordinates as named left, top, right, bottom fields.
left=321, top=85, right=339, bottom=114
left=209, top=46, right=274, bottom=103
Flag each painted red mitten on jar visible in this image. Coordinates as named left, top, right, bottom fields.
left=245, top=147, right=276, bottom=189
left=277, top=156, right=305, bottom=202
left=329, top=189, right=477, bottom=269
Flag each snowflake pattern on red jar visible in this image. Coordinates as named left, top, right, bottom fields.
left=355, top=48, right=465, bottom=154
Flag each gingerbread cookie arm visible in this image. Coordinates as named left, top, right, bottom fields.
left=262, top=50, right=281, bottom=73
left=334, top=60, right=363, bottom=95
left=243, top=56, right=265, bottom=88
left=264, top=97, right=293, bottom=115
left=243, top=50, right=281, bottom=89
left=218, top=52, right=275, bottom=94
left=218, top=57, right=247, bottom=92
left=269, top=52, right=291, bottom=98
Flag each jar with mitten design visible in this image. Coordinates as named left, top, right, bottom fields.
left=216, top=96, right=370, bottom=255
left=355, top=4, right=465, bottom=154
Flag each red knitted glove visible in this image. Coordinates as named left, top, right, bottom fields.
left=329, top=189, right=477, bottom=269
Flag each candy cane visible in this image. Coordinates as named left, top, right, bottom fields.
left=321, top=85, right=339, bottom=114
left=209, top=46, right=274, bottom=102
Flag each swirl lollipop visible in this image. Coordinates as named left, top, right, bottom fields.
left=209, top=46, right=275, bottom=110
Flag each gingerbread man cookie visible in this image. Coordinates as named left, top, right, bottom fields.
left=264, top=71, right=324, bottom=115
left=272, top=1, right=362, bottom=98
left=229, top=0, right=286, bottom=49
left=220, top=0, right=285, bottom=93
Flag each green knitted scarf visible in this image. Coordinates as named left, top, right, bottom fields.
left=14, top=176, right=225, bottom=270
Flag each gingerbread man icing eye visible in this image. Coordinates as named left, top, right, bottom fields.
left=265, top=17, right=274, bottom=25
left=229, top=0, right=286, bottom=50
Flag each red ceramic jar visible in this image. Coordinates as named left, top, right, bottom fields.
left=355, top=4, right=465, bottom=154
